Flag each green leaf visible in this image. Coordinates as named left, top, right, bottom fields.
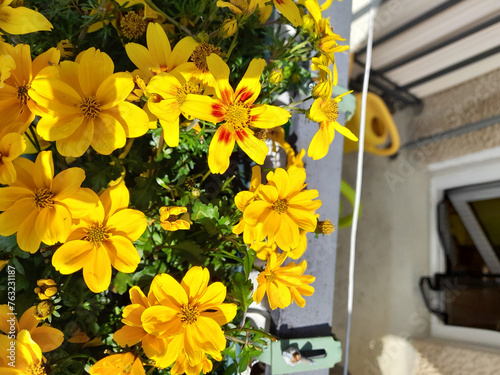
left=231, top=272, right=253, bottom=311
left=243, top=248, right=256, bottom=277
left=191, top=201, right=219, bottom=220
left=113, top=272, right=133, bottom=295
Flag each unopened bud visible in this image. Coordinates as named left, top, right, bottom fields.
left=315, top=219, right=334, bottom=235
left=221, top=18, right=238, bottom=38
left=302, top=14, right=315, bottom=32
left=269, top=68, right=284, bottom=85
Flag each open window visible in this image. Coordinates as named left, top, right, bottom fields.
left=421, top=180, right=500, bottom=333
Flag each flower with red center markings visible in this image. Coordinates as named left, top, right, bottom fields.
left=181, top=54, right=291, bottom=174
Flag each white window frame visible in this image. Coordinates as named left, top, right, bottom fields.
left=429, top=146, right=500, bottom=348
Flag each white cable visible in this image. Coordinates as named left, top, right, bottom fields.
left=343, top=2, right=377, bottom=375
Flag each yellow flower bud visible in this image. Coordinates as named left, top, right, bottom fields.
left=221, top=19, right=238, bottom=38
left=269, top=68, right=284, bottom=85
left=315, top=220, right=335, bottom=235
left=56, top=39, right=75, bottom=59
left=302, top=14, right=315, bottom=32
left=35, top=300, right=55, bottom=320
left=34, top=279, right=58, bottom=300
left=313, top=80, right=333, bottom=99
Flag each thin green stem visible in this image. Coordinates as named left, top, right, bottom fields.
left=286, top=96, right=313, bottom=108
left=30, top=126, right=42, bottom=153
left=144, top=0, right=194, bottom=37
left=226, top=328, right=277, bottom=342
left=225, top=28, right=239, bottom=59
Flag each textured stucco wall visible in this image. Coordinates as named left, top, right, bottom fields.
left=407, top=68, right=500, bottom=164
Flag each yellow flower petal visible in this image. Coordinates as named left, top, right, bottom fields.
left=17, top=210, right=41, bottom=253
left=142, top=305, right=183, bottom=337
left=201, top=303, right=237, bottom=326
left=275, top=213, right=301, bottom=250
left=125, top=42, right=155, bottom=79
left=52, top=167, right=86, bottom=200
left=83, top=244, right=112, bottom=293
left=181, top=94, right=226, bottom=124
left=33, top=151, right=54, bottom=189
left=91, top=113, right=127, bottom=155
left=308, top=122, right=334, bottom=160
left=168, top=37, right=198, bottom=69
left=234, top=58, right=265, bottom=104
left=333, top=121, right=358, bottom=141
left=104, top=236, right=140, bottom=273
left=35, top=115, right=84, bottom=142
left=208, top=124, right=235, bottom=174
left=151, top=274, right=188, bottom=307
left=97, top=72, right=134, bottom=109
left=100, top=182, right=129, bottom=218
left=108, top=101, right=149, bottom=138
left=0, top=5, right=53, bottom=35
left=52, top=240, right=93, bottom=274
left=113, top=325, right=146, bottom=347
left=159, top=119, right=179, bottom=147
left=78, top=48, right=114, bottom=97
left=250, top=104, right=291, bottom=129
left=107, top=208, right=147, bottom=241
left=30, top=326, right=64, bottom=352
left=207, top=54, right=234, bottom=103
left=35, top=204, right=72, bottom=245
left=146, top=22, right=171, bottom=68
left=235, top=129, right=268, bottom=165
left=273, top=0, right=302, bottom=27
left=181, top=266, right=209, bottom=302
left=55, top=119, right=94, bottom=157
left=59, top=188, right=99, bottom=219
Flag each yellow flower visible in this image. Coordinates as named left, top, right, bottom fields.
left=244, top=167, right=321, bottom=251
left=171, top=351, right=213, bottom=375
left=181, top=54, right=291, bottom=174
left=34, top=279, right=57, bottom=300
left=159, top=206, right=190, bottom=231
left=125, top=22, right=198, bottom=82
left=0, top=330, right=49, bottom=374
left=113, top=286, right=173, bottom=367
left=0, top=42, right=60, bottom=130
left=145, top=71, right=203, bottom=147
left=52, top=181, right=147, bottom=293
left=0, top=132, right=25, bottom=185
left=29, top=48, right=149, bottom=157
left=142, top=267, right=237, bottom=366
left=0, top=150, right=98, bottom=253
left=307, top=91, right=357, bottom=160
left=0, top=53, right=15, bottom=88
left=89, top=352, right=145, bottom=375
left=0, top=305, right=64, bottom=352
left=253, top=252, right=315, bottom=309
left=0, top=0, right=52, bottom=35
